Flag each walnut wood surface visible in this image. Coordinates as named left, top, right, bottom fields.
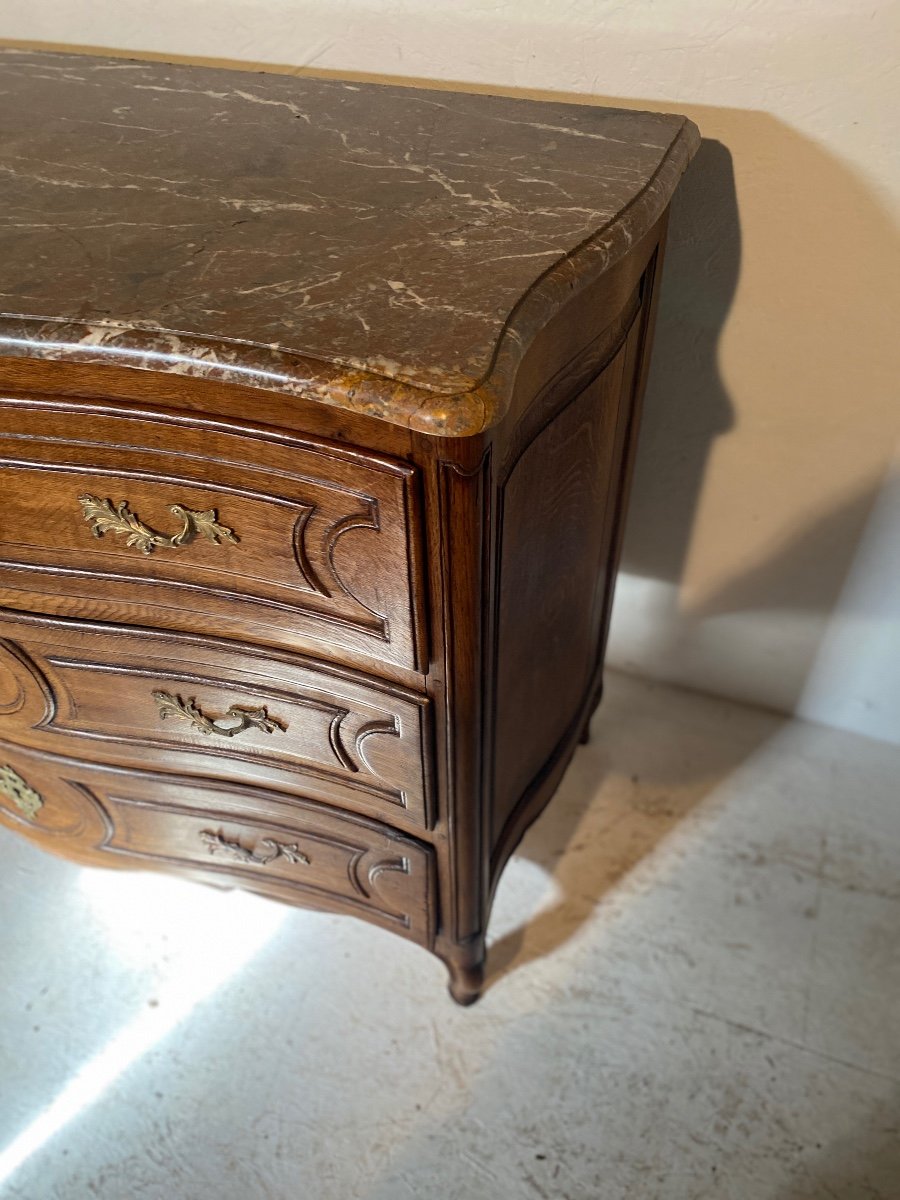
left=0, top=611, right=432, bottom=830
left=0, top=397, right=426, bottom=672
left=0, top=51, right=698, bottom=1002
left=0, top=742, right=435, bottom=944
left=493, top=331, right=637, bottom=838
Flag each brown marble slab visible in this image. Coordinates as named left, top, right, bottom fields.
left=0, top=49, right=698, bottom=433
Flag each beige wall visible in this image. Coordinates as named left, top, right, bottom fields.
left=3, top=1, right=898, bottom=741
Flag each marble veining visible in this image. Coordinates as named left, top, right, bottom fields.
left=0, top=50, right=699, bottom=433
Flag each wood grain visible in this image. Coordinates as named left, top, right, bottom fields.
left=0, top=398, right=426, bottom=672
left=0, top=742, right=436, bottom=944
left=0, top=612, right=433, bottom=830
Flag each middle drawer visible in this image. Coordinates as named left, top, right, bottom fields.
left=0, top=611, right=432, bottom=830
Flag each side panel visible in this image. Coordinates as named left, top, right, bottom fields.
left=491, top=313, right=647, bottom=850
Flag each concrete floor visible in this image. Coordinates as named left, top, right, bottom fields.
left=1, top=671, right=898, bottom=1200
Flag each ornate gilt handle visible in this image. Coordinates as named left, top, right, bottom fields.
left=78, top=494, right=237, bottom=555
left=199, top=830, right=309, bottom=867
left=152, top=690, right=286, bottom=739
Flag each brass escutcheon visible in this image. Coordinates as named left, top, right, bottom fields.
left=0, top=764, right=44, bottom=820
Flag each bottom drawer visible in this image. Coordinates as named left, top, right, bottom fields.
left=0, top=743, right=436, bottom=945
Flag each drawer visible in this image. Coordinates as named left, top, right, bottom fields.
left=0, top=611, right=432, bottom=829
left=0, top=744, right=436, bottom=945
left=0, top=398, right=425, bottom=672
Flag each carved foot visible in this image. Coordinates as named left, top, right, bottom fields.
left=447, top=959, right=485, bottom=1006
left=579, top=681, right=605, bottom=744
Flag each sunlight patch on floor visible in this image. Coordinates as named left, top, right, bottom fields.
left=0, top=875, right=287, bottom=1189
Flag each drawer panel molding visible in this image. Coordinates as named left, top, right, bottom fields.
left=0, top=401, right=426, bottom=670
left=0, top=745, right=435, bottom=945
left=0, top=613, right=432, bottom=828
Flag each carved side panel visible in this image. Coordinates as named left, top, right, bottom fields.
left=492, top=338, right=635, bottom=842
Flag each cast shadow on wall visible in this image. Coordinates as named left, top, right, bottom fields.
left=621, top=133, right=738, bottom=587
left=618, top=108, right=898, bottom=717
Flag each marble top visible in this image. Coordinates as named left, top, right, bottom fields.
left=0, top=49, right=699, bottom=433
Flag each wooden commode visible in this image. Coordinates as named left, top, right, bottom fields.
left=0, top=49, right=698, bottom=1002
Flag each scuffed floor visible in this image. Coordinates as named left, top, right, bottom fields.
left=1, top=671, right=898, bottom=1199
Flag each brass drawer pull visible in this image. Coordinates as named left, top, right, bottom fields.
left=152, top=690, right=286, bottom=739
left=78, top=494, right=237, bottom=555
left=0, top=764, right=44, bottom=820
left=199, top=830, right=310, bottom=867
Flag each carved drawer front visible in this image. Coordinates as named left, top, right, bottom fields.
left=0, top=612, right=432, bottom=830
left=0, top=398, right=425, bottom=671
left=0, top=745, right=436, bottom=945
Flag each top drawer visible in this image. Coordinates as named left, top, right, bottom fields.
left=0, top=398, right=425, bottom=672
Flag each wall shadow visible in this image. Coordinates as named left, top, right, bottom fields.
left=620, top=134, right=738, bottom=585
left=617, top=106, right=899, bottom=718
